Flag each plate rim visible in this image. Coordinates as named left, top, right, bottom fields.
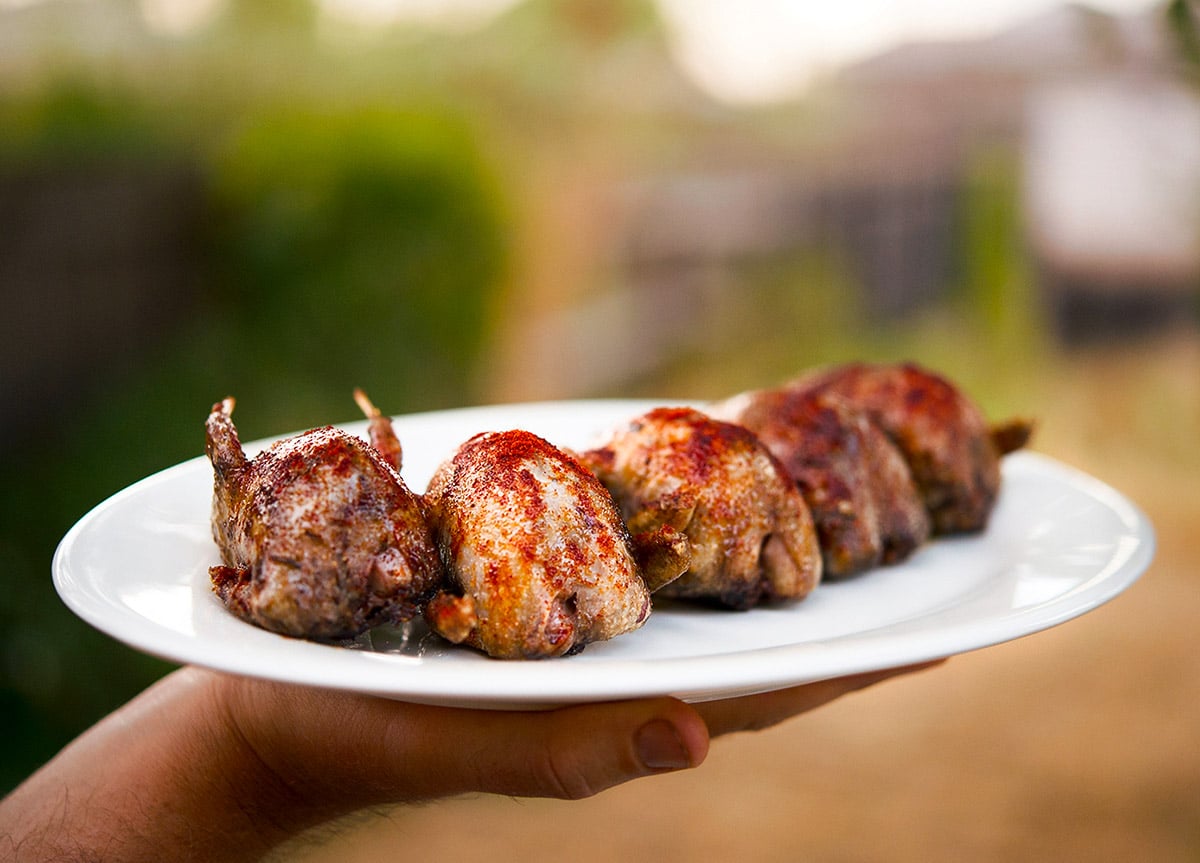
left=51, top=399, right=1156, bottom=708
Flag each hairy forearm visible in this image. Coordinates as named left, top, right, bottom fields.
left=0, top=669, right=291, bottom=863
left=0, top=669, right=696, bottom=862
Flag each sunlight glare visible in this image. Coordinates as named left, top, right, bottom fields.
left=656, top=0, right=1165, bottom=103
left=140, top=0, right=225, bottom=36
left=321, top=0, right=514, bottom=28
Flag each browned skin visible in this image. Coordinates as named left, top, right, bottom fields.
left=796, top=362, right=1032, bottom=534
left=718, top=389, right=930, bottom=579
left=205, top=396, right=442, bottom=640
left=580, top=407, right=822, bottom=610
left=423, top=430, right=652, bottom=659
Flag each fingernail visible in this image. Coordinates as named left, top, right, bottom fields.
left=635, top=719, right=692, bottom=771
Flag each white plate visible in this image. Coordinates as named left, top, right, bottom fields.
left=53, top=400, right=1155, bottom=709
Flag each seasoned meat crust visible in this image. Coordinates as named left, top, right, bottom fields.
left=795, top=362, right=1024, bottom=534
left=424, top=429, right=652, bottom=659
left=203, top=361, right=1030, bottom=654
left=718, top=389, right=930, bottom=578
left=581, top=407, right=822, bottom=609
left=205, top=395, right=441, bottom=640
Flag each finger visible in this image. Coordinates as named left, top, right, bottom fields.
left=413, top=697, right=712, bottom=800
left=695, top=661, right=945, bottom=737
left=214, top=673, right=710, bottom=817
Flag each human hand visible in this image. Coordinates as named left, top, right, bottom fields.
left=0, top=661, right=940, bottom=862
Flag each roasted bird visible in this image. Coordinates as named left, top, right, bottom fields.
left=423, top=429, right=652, bottom=659
left=794, top=362, right=1032, bottom=534
left=580, top=407, right=822, bottom=609
left=203, top=361, right=1028, bottom=654
left=717, top=389, right=930, bottom=578
left=205, top=392, right=442, bottom=640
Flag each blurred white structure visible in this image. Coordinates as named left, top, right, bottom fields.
left=1024, top=75, right=1200, bottom=338
left=1025, top=76, right=1200, bottom=283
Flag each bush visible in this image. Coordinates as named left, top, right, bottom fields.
left=0, top=86, right=511, bottom=792
left=205, top=105, right=511, bottom=428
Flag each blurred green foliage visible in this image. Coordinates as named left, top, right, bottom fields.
left=204, top=104, right=510, bottom=430
left=0, top=80, right=165, bottom=164
left=1167, top=0, right=1200, bottom=80
left=0, top=70, right=510, bottom=791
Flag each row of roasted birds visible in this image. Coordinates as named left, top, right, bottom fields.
left=205, top=363, right=1032, bottom=659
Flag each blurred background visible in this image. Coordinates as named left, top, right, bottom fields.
left=2, top=0, right=1198, bottom=859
